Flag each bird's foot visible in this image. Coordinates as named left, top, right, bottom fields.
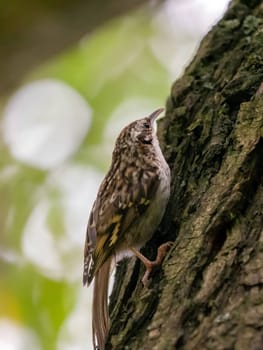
left=131, top=241, right=173, bottom=286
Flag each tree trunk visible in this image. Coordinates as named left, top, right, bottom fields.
left=108, top=0, right=263, bottom=349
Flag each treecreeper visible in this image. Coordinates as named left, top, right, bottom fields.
left=83, top=108, right=172, bottom=350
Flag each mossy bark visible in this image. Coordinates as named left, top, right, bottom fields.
left=108, top=1, right=263, bottom=349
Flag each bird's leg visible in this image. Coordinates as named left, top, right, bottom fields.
left=131, top=242, right=173, bottom=286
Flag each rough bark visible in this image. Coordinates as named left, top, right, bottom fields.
left=108, top=0, right=263, bottom=349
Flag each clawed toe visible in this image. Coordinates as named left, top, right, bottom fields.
left=134, top=241, right=174, bottom=286
left=156, top=241, right=173, bottom=264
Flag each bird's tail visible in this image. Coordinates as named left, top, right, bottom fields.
left=92, top=258, right=111, bottom=350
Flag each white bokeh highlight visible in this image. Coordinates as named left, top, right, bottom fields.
left=151, top=0, right=230, bottom=77
left=2, top=79, right=92, bottom=170
left=57, top=287, right=93, bottom=350
left=0, top=319, right=40, bottom=350
left=22, top=163, right=103, bottom=281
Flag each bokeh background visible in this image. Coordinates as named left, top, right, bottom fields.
left=0, top=1, right=229, bottom=349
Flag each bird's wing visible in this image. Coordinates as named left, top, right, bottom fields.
left=83, top=165, right=160, bottom=285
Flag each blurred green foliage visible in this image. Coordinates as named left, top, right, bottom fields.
left=0, top=8, right=172, bottom=350
left=32, top=13, right=170, bottom=160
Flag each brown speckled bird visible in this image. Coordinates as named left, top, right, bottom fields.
left=83, top=108, right=171, bottom=350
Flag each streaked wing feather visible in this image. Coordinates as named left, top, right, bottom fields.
left=83, top=168, right=160, bottom=285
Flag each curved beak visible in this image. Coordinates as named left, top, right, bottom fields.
left=148, top=108, right=165, bottom=124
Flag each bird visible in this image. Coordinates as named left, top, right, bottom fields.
left=83, top=108, right=171, bottom=350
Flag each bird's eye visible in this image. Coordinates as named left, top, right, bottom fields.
left=141, top=138, right=152, bottom=144
left=143, top=122, right=150, bottom=129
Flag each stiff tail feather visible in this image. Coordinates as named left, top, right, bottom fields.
left=92, top=258, right=111, bottom=350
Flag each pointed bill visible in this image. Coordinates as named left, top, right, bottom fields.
left=148, top=108, right=165, bottom=124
